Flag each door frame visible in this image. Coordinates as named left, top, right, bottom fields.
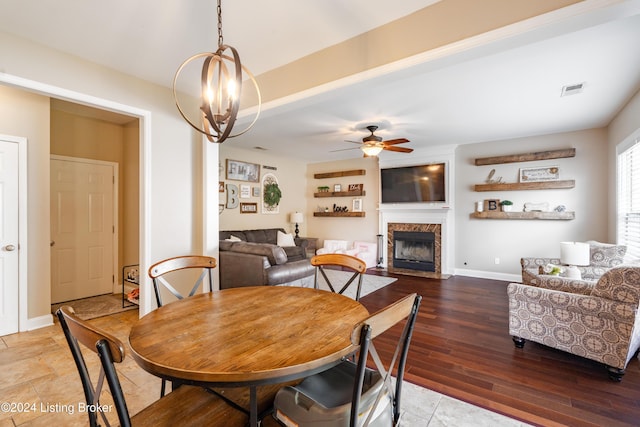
left=0, top=73, right=152, bottom=329
left=0, top=134, right=28, bottom=332
left=50, top=155, right=119, bottom=298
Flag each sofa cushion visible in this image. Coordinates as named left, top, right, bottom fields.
left=277, top=231, right=296, bottom=247
left=591, top=266, right=640, bottom=304
left=587, top=241, right=627, bottom=268
left=220, top=231, right=247, bottom=241
left=226, top=242, right=288, bottom=265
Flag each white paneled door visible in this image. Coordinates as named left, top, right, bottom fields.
left=0, top=140, right=19, bottom=336
left=51, top=157, right=115, bottom=303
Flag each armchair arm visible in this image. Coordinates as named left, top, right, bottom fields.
left=508, top=283, right=637, bottom=323
left=531, top=275, right=596, bottom=295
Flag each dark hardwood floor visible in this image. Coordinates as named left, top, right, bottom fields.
left=360, top=271, right=640, bottom=427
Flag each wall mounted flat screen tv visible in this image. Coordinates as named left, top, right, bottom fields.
left=380, top=163, right=446, bottom=203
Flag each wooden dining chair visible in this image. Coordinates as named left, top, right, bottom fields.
left=311, top=253, right=367, bottom=300
left=272, top=293, right=422, bottom=426
left=56, top=306, right=247, bottom=427
left=148, top=255, right=216, bottom=308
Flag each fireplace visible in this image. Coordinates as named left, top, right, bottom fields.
left=392, top=231, right=435, bottom=272
left=387, top=222, right=446, bottom=278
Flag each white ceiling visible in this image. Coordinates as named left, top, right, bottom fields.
left=2, top=0, right=640, bottom=162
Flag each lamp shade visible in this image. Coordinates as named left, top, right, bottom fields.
left=560, top=242, right=590, bottom=266
left=290, top=212, right=304, bottom=224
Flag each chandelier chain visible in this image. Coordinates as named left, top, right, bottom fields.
left=217, top=0, right=223, bottom=47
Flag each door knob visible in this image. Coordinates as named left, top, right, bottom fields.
left=51, top=240, right=55, bottom=247
left=5, top=244, right=16, bottom=251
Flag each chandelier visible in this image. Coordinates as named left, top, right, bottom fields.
left=172, top=0, right=261, bottom=143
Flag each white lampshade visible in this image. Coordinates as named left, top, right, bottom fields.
left=290, top=212, right=304, bottom=224
left=560, top=242, right=590, bottom=266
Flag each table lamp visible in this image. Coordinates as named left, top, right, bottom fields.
left=560, top=241, right=590, bottom=279
left=290, top=212, right=304, bottom=238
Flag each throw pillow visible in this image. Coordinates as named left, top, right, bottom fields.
left=586, top=241, right=626, bottom=268
left=225, top=235, right=242, bottom=242
left=277, top=231, right=296, bottom=247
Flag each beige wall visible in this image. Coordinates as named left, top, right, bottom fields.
left=306, top=157, right=381, bottom=246
left=455, top=128, right=609, bottom=276
left=218, top=145, right=307, bottom=234
left=0, top=85, right=51, bottom=320
left=50, top=108, right=140, bottom=277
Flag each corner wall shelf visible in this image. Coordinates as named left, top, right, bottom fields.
left=470, top=211, right=575, bottom=220
left=474, top=148, right=575, bottom=166
left=314, top=190, right=366, bottom=198
left=474, top=180, right=575, bottom=192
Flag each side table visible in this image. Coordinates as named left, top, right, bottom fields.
left=296, top=237, right=318, bottom=257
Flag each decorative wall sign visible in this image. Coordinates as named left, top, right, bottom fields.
left=226, top=183, right=239, bottom=209
left=218, top=181, right=225, bottom=192
left=484, top=199, right=500, bottom=211
left=240, top=202, right=258, bottom=213
left=261, top=173, right=280, bottom=214
left=519, top=166, right=559, bottom=182
left=240, top=184, right=251, bottom=198
left=348, top=183, right=363, bottom=191
left=352, top=198, right=363, bottom=212
left=226, top=159, right=260, bottom=182
left=252, top=186, right=260, bottom=197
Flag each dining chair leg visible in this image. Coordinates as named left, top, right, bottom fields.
left=250, top=386, right=258, bottom=427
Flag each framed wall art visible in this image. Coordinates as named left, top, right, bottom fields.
left=352, top=198, right=363, bottom=212
left=226, top=159, right=260, bottom=182
left=240, top=184, right=251, bottom=198
left=240, top=202, right=258, bottom=214
left=519, top=166, right=559, bottom=182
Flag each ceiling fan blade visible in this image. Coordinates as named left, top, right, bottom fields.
left=382, top=138, right=410, bottom=145
left=330, top=147, right=360, bottom=152
left=383, top=145, right=413, bottom=153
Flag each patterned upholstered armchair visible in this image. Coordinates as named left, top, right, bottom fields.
left=508, top=265, right=640, bottom=381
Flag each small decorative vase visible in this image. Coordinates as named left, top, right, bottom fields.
left=502, top=205, right=512, bottom=212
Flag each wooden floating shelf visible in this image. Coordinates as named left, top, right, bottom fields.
left=314, top=169, right=366, bottom=179
left=474, top=180, right=575, bottom=192
left=470, top=211, right=575, bottom=220
left=313, top=212, right=365, bottom=218
left=314, top=190, right=366, bottom=198
left=475, top=148, right=575, bottom=166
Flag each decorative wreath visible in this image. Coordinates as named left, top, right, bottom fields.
left=263, top=182, right=282, bottom=207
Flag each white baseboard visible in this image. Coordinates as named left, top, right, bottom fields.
left=454, top=268, right=522, bottom=283
left=25, top=313, right=54, bottom=331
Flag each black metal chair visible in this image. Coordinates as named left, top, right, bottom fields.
left=56, top=306, right=246, bottom=427
left=311, top=253, right=367, bottom=300
left=273, top=293, right=422, bottom=426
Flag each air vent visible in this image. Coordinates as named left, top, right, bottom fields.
left=561, top=82, right=585, bottom=97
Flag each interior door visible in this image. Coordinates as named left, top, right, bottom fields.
left=0, top=139, right=19, bottom=336
left=51, top=157, right=115, bottom=303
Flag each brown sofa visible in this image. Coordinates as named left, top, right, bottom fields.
left=219, top=228, right=314, bottom=289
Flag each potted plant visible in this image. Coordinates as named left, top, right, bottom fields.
left=500, top=200, right=514, bottom=212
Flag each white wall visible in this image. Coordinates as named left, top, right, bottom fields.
left=0, top=31, right=209, bottom=322
left=455, top=128, right=609, bottom=277
left=306, top=157, right=381, bottom=246
left=219, top=145, right=307, bottom=234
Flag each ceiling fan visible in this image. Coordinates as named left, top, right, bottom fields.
left=339, top=125, right=413, bottom=156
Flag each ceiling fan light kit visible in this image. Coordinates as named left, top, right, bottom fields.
left=172, top=0, right=261, bottom=143
left=349, top=125, right=413, bottom=157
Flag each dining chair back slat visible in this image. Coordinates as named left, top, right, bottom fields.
left=311, top=253, right=367, bottom=300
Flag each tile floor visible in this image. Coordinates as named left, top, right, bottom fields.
left=0, top=310, right=530, bottom=426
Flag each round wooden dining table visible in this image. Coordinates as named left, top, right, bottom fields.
left=128, top=286, right=369, bottom=426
